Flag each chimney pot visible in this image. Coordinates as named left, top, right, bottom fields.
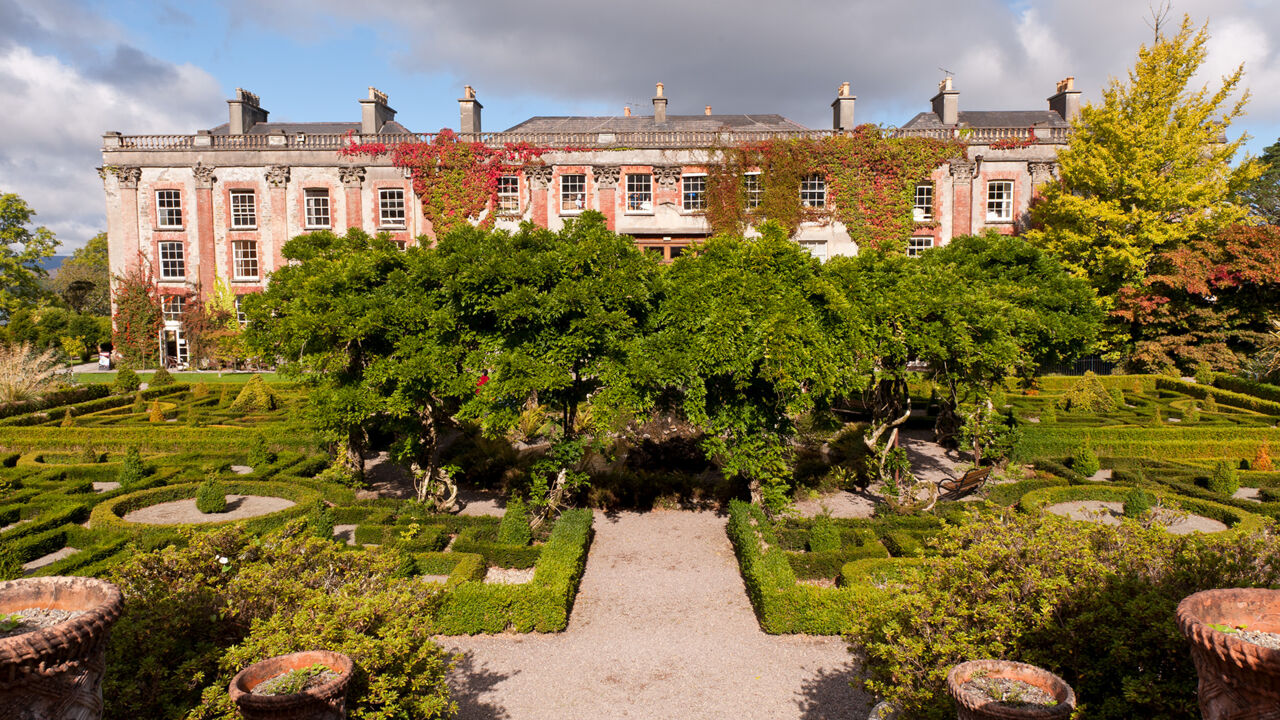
left=360, top=86, right=396, bottom=135
left=1048, top=76, right=1081, bottom=123
left=227, top=88, right=268, bottom=135
left=652, top=82, right=668, bottom=123
left=705, top=105, right=712, bottom=116
left=655, top=82, right=664, bottom=97
left=831, top=82, right=857, bottom=131
left=624, top=106, right=631, bottom=117
left=931, top=77, right=959, bottom=126
left=459, top=85, right=483, bottom=134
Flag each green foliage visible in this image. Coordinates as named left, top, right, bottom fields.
left=247, top=434, right=275, bottom=468
left=106, top=527, right=455, bottom=720
left=1208, top=460, right=1240, bottom=496
left=150, top=366, right=175, bottom=387
left=194, top=480, right=227, bottom=514
left=1183, top=401, right=1200, bottom=423
left=0, top=191, right=58, bottom=318
left=1195, top=362, right=1215, bottom=386
left=192, top=381, right=210, bottom=399
left=228, top=375, right=278, bottom=413
left=117, top=446, right=146, bottom=486
left=1056, top=372, right=1116, bottom=413
left=147, top=400, right=164, bottom=423
left=114, top=366, right=140, bottom=393
left=497, top=497, right=533, bottom=546
left=1204, top=393, right=1218, bottom=412
left=50, top=232, right=110, bottom=316
left=807, top=513, right=841, bottom=553
left=252, top=663, right=330, bottom=696
left=846, top=511, right=1280, bottom=719
left=308, top=500, right=335, bottom=540
left=111, top=263, right=163, bottom=365
left=1071, top=442, right=1101, bottom=477
left=1123, top=487, right=1153, bottom=518
left=60, top=407, right=73, bottom=427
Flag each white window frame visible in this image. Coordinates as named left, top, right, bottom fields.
left=800, top=174, right=826, bottom=209
left=379, top=188, right=406, bottom=228
left=162, top=294, right=186, bottom=323
left=907, top=236, right=935, bottom=257
left=304, top=188, right=331, bottom=229
left=234, top=296, right=248, bottom=326
left=158, top=241, right=185, bottom=280
left=744, top=172, right=763, bottom=210
left=560, top=174, right=586, bottom=214
left=801, top=241, right=828, bottom=263
left=156, top=190, right=183, bottom=228
left=682, top=174, right=706, bottom=212
left=230, top=190, right=256, bottom=229
left=497, top=176, right=520, bottom=215
left=986, top=180, right=1013, bottom=222
left=625, top=174, right=653, bottom=214
left=232, top=240, right=259, bottom=280
left=913, top=183, right=934, bottom=222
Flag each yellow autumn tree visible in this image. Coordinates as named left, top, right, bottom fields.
left=1027, top=15, right=1259, bottom=299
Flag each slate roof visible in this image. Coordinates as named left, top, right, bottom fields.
left=900, top=110, right=1069, bottom=129
left=207, top=121, right=415, bottom=135
left=504, top=114, right=808, bottom=133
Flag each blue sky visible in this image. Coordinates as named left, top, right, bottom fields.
left=2, top=0, right=1278, bottom=251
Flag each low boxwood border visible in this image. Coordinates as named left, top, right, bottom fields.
left=1017, top=484, right=1266, bottom=533
left=839, top=556, right=929, bottom=587
left=431, top=508, right=593, bottom=634
left=89, top=479, right=325, bottom=533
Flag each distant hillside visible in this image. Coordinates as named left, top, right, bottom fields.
left=37, top=255, right=68, bottom=273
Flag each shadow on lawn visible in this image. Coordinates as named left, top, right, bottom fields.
left=797, top=664, right=872, bottom=720
left=449, top=652, right=514, bottom=720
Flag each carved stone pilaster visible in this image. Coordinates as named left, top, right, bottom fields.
left=525, top=165, right=553, bottom=189
left=264, top=165, right=290, bottom=188
left=403, top=166, right=414, bottom=180
left=1028, top=161, right=1056, bottom=184
left=592, top=165, right=620, bottom=189
left=653, top=166, right=681, bottom=187
left=339, top=166, right=366, bottom=187
left=949, top=160, right=977, bottom=181
left=112, top=166, right=141, bottom=189
left=192, top=162, right=216, bottom=189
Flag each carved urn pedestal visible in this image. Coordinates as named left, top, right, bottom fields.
left=228, top=650, right=354, bottom=720
left=1177, top=588, right=1280, bottom=718
left=945, top=660, right=1076, bottom=720
left=0, top=576, right=124, bottom=720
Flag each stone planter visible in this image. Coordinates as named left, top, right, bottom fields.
left=946, top=660, right=1076, bottom=720
left=1176, top=588, right=1280, bottom=719
left=228, top=650, right=354, bottom=720
left=0, top=576, right=124, bottom=720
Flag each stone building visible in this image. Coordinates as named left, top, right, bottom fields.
left=99, top=79, right=1080, bottom=366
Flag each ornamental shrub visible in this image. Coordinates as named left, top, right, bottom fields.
left=192, top=381, right=210, bottom=399
left=846, top=511, right=1280, bottom=720
left=497, top=497, right=533, bottom=546
left=60, top=408, right=74, bottom=427
left=114, top=366, right=140, bottom=393
left=150, top=365, right=175, bottom=387
left=147, top=400, right=165, bottom=423
left=1056, top=372, right=1115, bottom=414
left=308, top=500, right=334, bottom=540
left=195, top=480, right=227, bottom=514
left=1070, top=442, right=1100, bottom=477
left=228, top=375, right=278, bottom=413
left=1183, top=402, right=1200, bottom=424
left=118, top=446, right=146, bottom=486
left=1257, top=443, right=1274, bottom=472
left=1204, top=393, right=1218, bottom=412
left=1123, top=487, right=1153, bottom=518
left=1195, top=362, right=1215, bottom=386
left=1207, top=460, right=1240, bottom=496
left=807, top=513, right=842, bottom=553
left=247, top=434, right=275, bottom=468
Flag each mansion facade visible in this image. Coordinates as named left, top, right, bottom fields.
left=100, top=79, right=1080, bottom=365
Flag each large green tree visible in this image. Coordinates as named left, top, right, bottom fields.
left=1241, top=137, right=1280, bottom=224
left=50, top=232, right=110, bottom=316
left=0, top=192, right=59, bottom=321
left=1026, top=16, right=1258, bottom=304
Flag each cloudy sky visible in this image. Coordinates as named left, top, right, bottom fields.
left=2, top=0, right=1278, bottom=251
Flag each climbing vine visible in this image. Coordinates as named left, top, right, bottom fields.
left=111, top=257, right=163, bottom=365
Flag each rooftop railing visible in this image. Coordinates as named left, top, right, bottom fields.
left=103, top=126, right=1069, bottom=152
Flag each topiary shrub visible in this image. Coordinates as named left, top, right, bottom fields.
left=497, top=497, right=533, bottom=546
left=1195, top=361, right=1215, bottom=386
left=195, top=480, right=227, bottom=514
left=150, top=366, right=175, bottom=387
left=247, top=434, right=276, bottom=468
left=1207, top=460, right=1240, bottom=496
left=308, top=499, right=335, bottom=540
left=60, top=408, right=74, bottom=427
left=808, top=513, right=842, bottom=553
left=228, top=375, right=278, bottom=413
left=1070, top=442, right=1100, bottom=478
left=1183, top=402, right=1200, bottom=423
left=218, top=385, right=232, bottom=407
left=1204, top=393, right=1218, bottom=413
left=1122, top=487, right=1152, bottom=518
left=118, top=446, right=146, bottom=486
left=148, top=400, right=165, bottom=423
left=114, top=366, right=140, bottom=393
left=1056, top=372, right=1115, bottom=414
left=192, top=381, right=210, bottom=399
left=1256, top=443, right=1274, bottom=472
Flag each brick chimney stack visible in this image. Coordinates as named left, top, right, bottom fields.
left=1048, top=76, right=1081, bottom=123
left=359, top=87, right=396, bottom=135
left=831, top=81, right=856, bottom=131
left=227, top=88, right=268, bottom=135
left=459, top=85, right=483, bottom=134
left=653, top=83, right=667, bottom=123
left=931, top=76, right=959, bottom=126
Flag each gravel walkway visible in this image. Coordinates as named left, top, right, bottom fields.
left=443, top=510, right=869, bottom=719
left=121, top=494, right=295, bottom=525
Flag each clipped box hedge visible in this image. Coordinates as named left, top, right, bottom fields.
left=1212, top=374, right=1280, bottom=405
left=1156, top=376, right=1280, bottom=415
left=0, top=384, right=110, bottom=420
left=89, top=479, right=325, bottom=533
left=431, top=508, right=593, bottom=634
left=0, top=426, right=319, bottom=453
left=451, top=525, right=542, bottom=569
left=1017, top=484, right=1267, bottom=533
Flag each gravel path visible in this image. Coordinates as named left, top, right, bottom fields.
left=1047, top=500, right=1228, bottom=534
left=442, top=510, right=869, bottom=719
left=121, top=494, right=295, bottom=525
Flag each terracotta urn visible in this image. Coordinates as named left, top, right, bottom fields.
left=228, top=650, right=354, bottom=720
left=1177, top=588, right=1280, bottom=719
left=946, top=660, right=1076, bottom=720
left=0, top=576, right=124, bottom=720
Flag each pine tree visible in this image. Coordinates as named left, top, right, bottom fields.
left=1028, top=16, right=1258, bottom=303
left=1242, top=137, right=1280, bottom=224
